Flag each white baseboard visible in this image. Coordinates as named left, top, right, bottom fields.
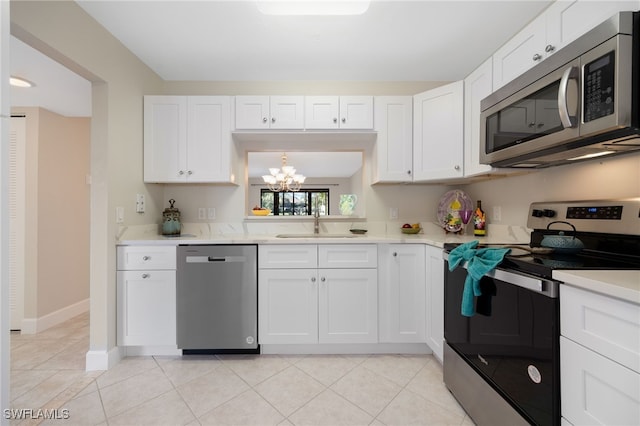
left=260, top=342, right=432, bottom=355
left=124, top=346, right=181, bottom=357
left=20, top=298, right=89, bottom=334
left=85, top=346, right=123, bottom=371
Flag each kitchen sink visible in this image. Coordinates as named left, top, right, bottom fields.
left=275, top=233, right=358, bottom=239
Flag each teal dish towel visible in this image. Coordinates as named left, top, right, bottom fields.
left=448, top=241, right=511, bottom=317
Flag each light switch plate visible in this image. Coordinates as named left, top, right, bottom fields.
left=116, top=207, right=124, bottom=224
left=389, top=207, right=398, bottom=220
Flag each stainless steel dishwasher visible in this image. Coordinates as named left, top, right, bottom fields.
left=177, top=244, right=258, bottom=354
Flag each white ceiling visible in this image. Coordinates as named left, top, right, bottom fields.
left=9, top=1, right=553, bottom=117
left=75, top=0, right=551, bottom=81
left=248, top=151, right=363, bottom=178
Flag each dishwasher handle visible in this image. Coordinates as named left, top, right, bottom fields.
left=186, top=255, right=248, bottom=263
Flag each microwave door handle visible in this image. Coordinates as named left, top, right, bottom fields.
left=558, top=66, right=579, bottom=128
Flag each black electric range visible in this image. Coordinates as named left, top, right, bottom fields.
left=445, top=198, right=640, bottom=279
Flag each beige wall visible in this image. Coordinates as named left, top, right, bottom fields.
left=11, top=0, right=165, bottom=359
left=463, top=152, right=640, bottom=227
left=12, top=107, right=90, bottom=319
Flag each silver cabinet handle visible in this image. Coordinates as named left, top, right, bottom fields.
left=271, top=117, right=276, bottom=123
left=142, top=273, right=150, bottom=279
left=187, top=170, right=193, bottom=175
left=528, top=122, right=536, bottom=128
left=558, top=66, right=579, bottom=128
left=532, top=53, right=542, bottom=61
left=407, top=170, right=411, bottom=175
left=454, top=165, right=461, bottom=171
left=311, top=277, right=316, bottom=283
left=393, top=252, right=397, bottom=257
left=333, top=118, right=338, bottom=123
left=320, top=277, right=326, bottom=282
left=545, top=44, right=555, bottom=53
left=341, top=118, right=346, bottom=123
left=178, top=170, right=184, bottom=175
left=262, top=117, right=267, bottom=123
left=142, top=256, right=150, bottom=261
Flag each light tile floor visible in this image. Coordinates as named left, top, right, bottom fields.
left=10, top=312, right=474, bottom=425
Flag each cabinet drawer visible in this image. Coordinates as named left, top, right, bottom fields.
left=117, top=245, right=177, bottom=270
left=561, top=284, right=640, bottom=373
left=318, top=244, right=377, bottom=268
left=259, top=245, right=318, bottom=269
left=561, top=337, right=640, bottom=426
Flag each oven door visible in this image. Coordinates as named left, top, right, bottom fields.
left=480, top=58, right=581, bottom=167
left=444, top=262, right=560, bottom=426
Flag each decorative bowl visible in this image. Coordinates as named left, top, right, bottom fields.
left=349, top=229, right=368, bottom=235
left=252, top=209, right=271, bottom=216
left=401, top=227, right=422, bottom=234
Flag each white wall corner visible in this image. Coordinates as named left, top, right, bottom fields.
left=85, top=345, right=123, bottom=371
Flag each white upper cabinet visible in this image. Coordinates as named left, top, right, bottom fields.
left=413, top=81, right=464, bottom=181
left=373, top=96, right=413, bottom=183
left=235, top=95, right=304, bottom=129
left=464, top=58, right=494, bottom=177
left=144, top=96, right=234, bottom=183
left=493, top=0, right=640, bottom=90
left=305, top=96, right=373, bottom=129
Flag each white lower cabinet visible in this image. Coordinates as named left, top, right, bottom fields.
left=378, top=244, right=426, bottom=343
left=425, top=245, right=444, bottom=362
left=116, top=246, right=177, bottom=346
left=560, top=284, right=640, bottom=425
left=258, top=244, right=378, bottom=345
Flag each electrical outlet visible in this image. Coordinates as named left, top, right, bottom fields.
left=389, top=207, right=399, bottom=220
left=116, top=207, right=124, bottom=224
left=198, top=208, right=206, bottom=220
left=136, top=194, right=145, bottom=213
left=493, top=206, right=502, bottom=222
left=208, top=207, right=216, bottom=220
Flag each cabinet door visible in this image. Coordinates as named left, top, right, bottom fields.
left=117, top=270, right=176, bottom=346
left=143, top=96, right=187, bottom=182
left=258, top=269, right=318, bottom=344
left=339, top=96, right=374, bottom=129
left=305, top=96, right=340, bottom=129
left=561, top=337, right=640, bottom=426
left=413, top=81, right=464, bottom=181
left=187, top=96, right=233, bottom=182
left=378, top=245, right=426, bottom=343
left=373, top=96, right=413, bottom=183
left=318, top=268, right=378, bottom=344
left=270, top=96, right=304, bottom=129
left=235, top=96, right=270, bottom=129
left=425, top=245, right=444, bottom=362
left=546, top=0, right=640, bottom=53
left=464, top=59, right=495, bottom=177
left=492, top=16, right=547, bottom=90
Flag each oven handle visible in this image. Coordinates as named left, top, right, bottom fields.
left=444, top=254, right=559, bottom=298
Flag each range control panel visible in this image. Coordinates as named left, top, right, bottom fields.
left=528, top=199, right=640, bottom=236
left=566, top=205, right=623, bottom=220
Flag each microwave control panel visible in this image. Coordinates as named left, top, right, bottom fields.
left=583, top=51, right=615, bottom=122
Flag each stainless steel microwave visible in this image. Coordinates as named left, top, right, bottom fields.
left=480, top=11, right=640, bottom=168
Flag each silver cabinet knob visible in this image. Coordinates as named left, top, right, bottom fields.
left=393, top=252, right=397, bottom=257
left=341, top=118, right=346, bottom=123
left=333, top=118, right=338, bottom=123
left=142, top=256, right=150, bottom=261
left=528, top=122, right=536, bottom=128
left=545, top=44, right=555, bottom=53
left=271, top=117, right=276, bottom=123
left=454, top=165, right=461, bottom=171
left=532, top=53, right=542, bottom=61
left=311, top=277, right=316, bottom=283
left=142, top=273, right=150, bottom=279
left=262, top=117, right=267, bottom=123
left=320, top=277, right=326, bottom=282
left=407, top=170, right=411, bottom=175
left=178, top=170, right=184, bottom=175
left=187, top=170, right=193, bottom=175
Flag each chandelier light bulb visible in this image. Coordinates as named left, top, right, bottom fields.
left=262, top=152, right=306, bottom=192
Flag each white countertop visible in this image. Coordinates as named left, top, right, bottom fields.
left=553, top=270, right=640, bottom=305
left=116, top=222, right=533, bottom=248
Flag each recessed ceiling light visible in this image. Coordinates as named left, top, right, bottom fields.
left=257, top=1, right=370, bottom=16
left=10, top=76, right=35, bottom=88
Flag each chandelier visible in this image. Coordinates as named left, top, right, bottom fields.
left=262, top=153, right=306, bottom=192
